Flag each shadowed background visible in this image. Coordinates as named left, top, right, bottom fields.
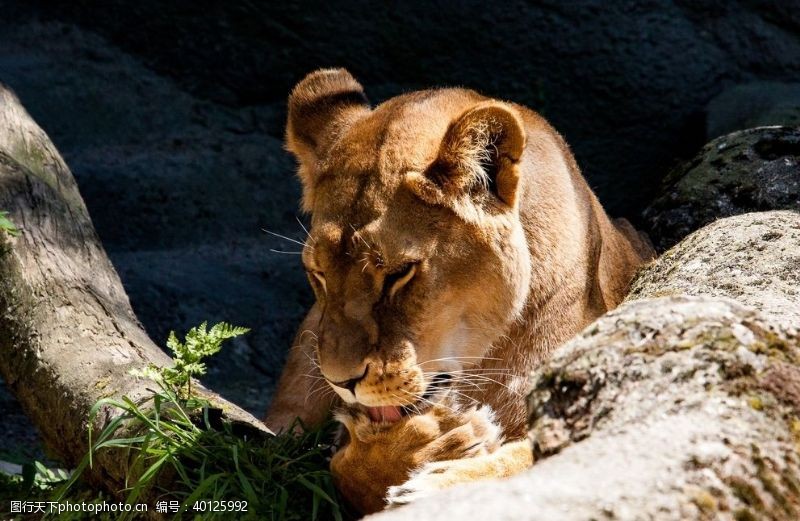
left=0, top=0, right=798, bottom=461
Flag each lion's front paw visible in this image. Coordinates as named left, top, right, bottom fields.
left=386, top=460, right=464, bottom=506
left=386, top=438, right=534, bottom=508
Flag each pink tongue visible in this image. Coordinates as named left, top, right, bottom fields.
left=367, top=405, right=403, bottom=423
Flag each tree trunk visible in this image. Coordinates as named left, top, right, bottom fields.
left=0, top=85, right=269, bottom=494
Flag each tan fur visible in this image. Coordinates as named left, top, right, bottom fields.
left=331, top=395, right=507, bottom=513
left=265, top=68, right=655, bottom=512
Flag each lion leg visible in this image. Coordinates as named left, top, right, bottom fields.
left=386, top=438, right=533, bottom=506
left=264, top=304, right=334, bottom=432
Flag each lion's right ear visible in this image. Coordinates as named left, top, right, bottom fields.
left=286, top=68, right=370, bottom=211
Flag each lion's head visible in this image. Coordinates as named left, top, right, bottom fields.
left=285, top=68, right=532, bottom=421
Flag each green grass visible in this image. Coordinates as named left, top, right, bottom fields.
left=1, top=465, right=118, bottom=521
left=0, top=218, right=345, bottom=519
left=45, top=323, right=347, bottom=520
left=2, top=410, right=344, bottom=520
left=60, top=389, right=344, bottom=520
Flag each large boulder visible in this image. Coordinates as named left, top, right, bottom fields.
left=643, top=127, right=800, bottom=251
left=370, top=211, right=800, bottom=521
left=373, top=296, right=800, bottom=521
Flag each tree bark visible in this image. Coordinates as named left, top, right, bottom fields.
left=0, top=85, right=269, bottom=494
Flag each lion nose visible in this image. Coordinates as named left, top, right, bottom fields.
left=329, top=366, right=368, bottom=394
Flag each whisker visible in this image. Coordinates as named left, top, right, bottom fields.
left=350, top=224, right=374, bottom=251
left=295, top=216, right=314, bottom=243
left=442, top=376, right=488, bottom=391
left=448, top=374, right=519, bottom=394
left=263, top=228, right=313, bottom=250
left=302, top=351, right=321, bottom=372
left=431, top=369, right=516, bottom=390
left=401, top=389, right=460, bottom=416
left=269, top=249, right=304, bottom=255
left=306, top=383, right=335, bottom=400
left=417, top=356, right=503, bottom=366
left=305, top=379, right=335, bottom=407
left=297, top=329, right=319, bottom=341
left=443, top=388, right=482, bottom=405
left=423, top=369, right=514, bottom=375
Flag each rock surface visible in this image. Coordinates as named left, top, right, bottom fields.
left=372, top=296, right=800, bottom=521
left=371, top=211, right=800, bottom=521
left=0, top=17, right=308, bottom=462
left=10, top=0, right=800, bottom=217
left=0, top=82, right=268, bottom=495
left=629, top=211, right=800, bottom=326
left=643, top=127, right=800, bottom=251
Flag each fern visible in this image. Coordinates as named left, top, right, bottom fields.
left=132, top=321, right=250, bottom=398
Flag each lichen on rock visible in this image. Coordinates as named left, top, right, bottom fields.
left=643, top=127, right=800, bottom=251
left=371, top=297, right=800, bottom=521
left=526, top=295, right=800, bottom=520
left=629, top=211, right=800, bottom=326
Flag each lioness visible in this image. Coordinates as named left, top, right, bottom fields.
left=265, top=68, right=654, bottom=513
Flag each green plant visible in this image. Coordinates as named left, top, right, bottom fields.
left=2, top=462, right=119, bottom=521
left=133, top=321, right=250, bottom=397
left=59, top=322, right=344, bottom=520
left=0, top=210, right=20, bottom=237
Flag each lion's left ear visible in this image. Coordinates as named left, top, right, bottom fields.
left=427, top=102, right=526, bottom=208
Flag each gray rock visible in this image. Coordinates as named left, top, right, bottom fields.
left=0, top=19, right=311, bottom=415
left=629, top=211, right=800, bottom=326
left=707, top=82, right=800, bottom=139
left=0, top=17, right=311, bottom=461
left=643, top=127, right=800, bottom=251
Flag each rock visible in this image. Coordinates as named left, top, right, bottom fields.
left=0, top=82, right=269, bottom=493
left=643, top=127, right=800, bottom=251
left=707, top=82, right=800, bottom=139
left=370, top=211, right=800, bottom=521
left=629, top=211, right=800, bottom=326
left=11, top=0, right=800, bottom=217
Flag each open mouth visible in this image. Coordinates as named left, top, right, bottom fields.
left=364, top=373, right=452, bottom=423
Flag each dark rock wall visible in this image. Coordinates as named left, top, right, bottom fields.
left=18, top=0, right=800, bottom=216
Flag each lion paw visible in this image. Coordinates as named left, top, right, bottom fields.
left=386, top=460, right=462, bottom=506
left=385, top=438, right=534, bottom=508
left=332, top=401, right=504, bottom=513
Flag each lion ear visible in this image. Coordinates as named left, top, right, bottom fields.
left=285, top=68, right=370, bottom=211
left=428, top=102, right=526, bottom=207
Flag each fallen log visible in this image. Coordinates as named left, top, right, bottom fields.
left=0, top=84, right=269, bottom=496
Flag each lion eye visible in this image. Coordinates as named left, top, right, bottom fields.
left=384, top=262, right=418, bottom=300
left=306, top=270, right=327, bottom=296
